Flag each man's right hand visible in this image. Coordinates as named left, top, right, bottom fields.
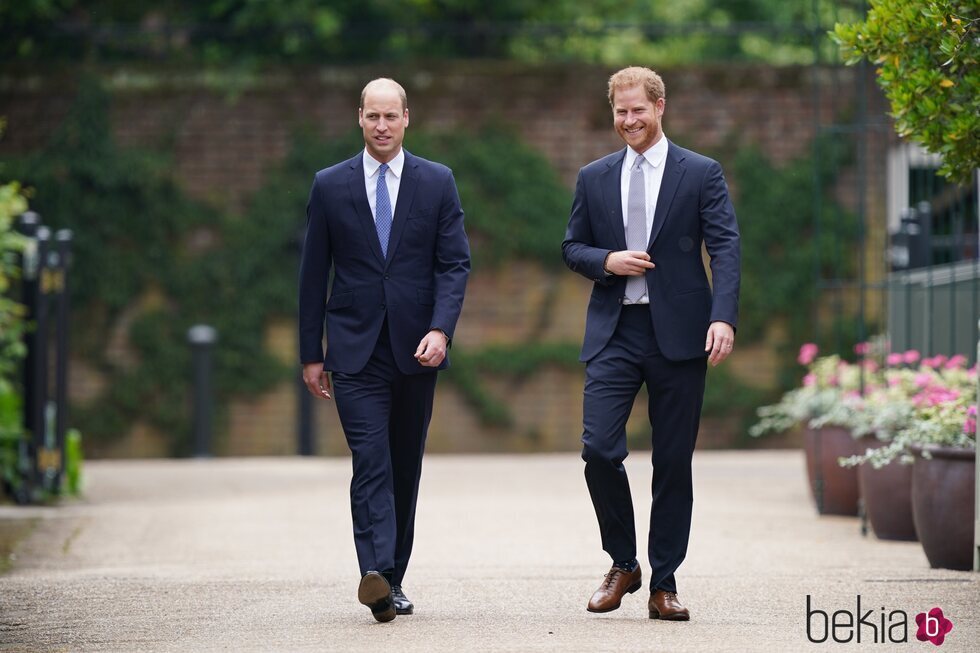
left=604, top=250, right=656, bottom=276
left=302, top=362, right=332, bottom=400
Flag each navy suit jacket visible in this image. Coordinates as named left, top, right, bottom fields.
left=562, top=141, right=740, bottom=362
left=299, top=149, right=470, bottom=375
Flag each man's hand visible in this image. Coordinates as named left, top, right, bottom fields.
left=302, top=361, right=332, bottom=399
left=705, top=321, right=735, bottom=367
left=604, top=250, right=656, bottom=276
left=415, top=329, right=449, bottom=368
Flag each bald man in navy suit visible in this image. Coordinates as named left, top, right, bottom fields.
left=563, top=67, right=740, bottom=621
left=299, top=78, right=470, bottom=623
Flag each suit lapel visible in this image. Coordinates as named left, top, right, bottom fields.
left=648, top=142, right=686, bottom=250
left=600, top=148, right=628, bottom=251
left=382, top=151, right=419, bottom=268
left=348, top=155, right=385, bottom=265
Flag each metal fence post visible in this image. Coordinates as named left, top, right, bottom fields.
left=15, top=213, right=41, bottom=503
left=53, top=230, right=73, bottom=489
left=974, top=318, right=979, bottom=572
left=31, top=226, right=53, bottom=495
left=187, top=325, right=217, bottom=458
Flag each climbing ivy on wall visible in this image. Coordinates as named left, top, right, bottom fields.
left=1, top=78, right=863, bottom=449
left=2, top=80, right=294, bottom=452
left=0, top=80, right=575, bottom=451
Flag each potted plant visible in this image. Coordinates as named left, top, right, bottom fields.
left=906, top=387, right=976, bottom=571
left=751, top=345, right=865, bottom=516
left=842, top=356, right=977, bottom=568
left=837, top=356, right=927, bottom=541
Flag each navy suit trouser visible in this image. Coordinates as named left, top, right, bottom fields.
left=581, top=305, right=706, bottom=594
left=332, top=320, right=437, bottom=586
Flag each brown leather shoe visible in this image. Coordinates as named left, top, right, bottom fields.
left=649, top=589, right=690, bottom=621
left=587, top=565, right=642, bottom=613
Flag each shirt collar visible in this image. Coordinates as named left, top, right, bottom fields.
left=363, top=148, right=405, bottom=179
left=624, top=135, right=668, bottom=171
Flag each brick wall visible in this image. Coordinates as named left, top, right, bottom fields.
left=0, top=62, right=889, bottom=456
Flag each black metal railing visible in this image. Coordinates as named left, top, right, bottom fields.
left=12, top=212, right=73, bottom=503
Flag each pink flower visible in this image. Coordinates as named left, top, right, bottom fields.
left=797, top=343, right=818, bottom=366
left=886, top=353, right=903, bottom=366
left=965, top=418, right=977, bottom=436
left=853, top=342, right=870, bottom=355
left=945, top=354, right=967, bottom=369
left=913, top=373, right=933, bottom=388
left=903, top=350, right=921, bottom=364
left=802, top=373, right=816, bottom=387
left=861, top=359, right=878, bottom=372
left=968, top=405, right=978, bottom=418
left=922, top=355, right=947, bottom=369
left=888, top=376, right=902, bottom=387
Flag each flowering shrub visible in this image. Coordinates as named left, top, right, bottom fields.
left=749, top=344, right=863, bottom=437
left=752, top=343, right=977, bottom=469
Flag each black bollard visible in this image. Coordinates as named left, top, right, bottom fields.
left=297, top=370, right=314, bottom=456
left=294, top=226, right=316, bottom=456
left=187, top=325, right=217, bottom=458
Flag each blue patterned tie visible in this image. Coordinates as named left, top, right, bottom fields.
left=376, top=163, right=392, bottom=257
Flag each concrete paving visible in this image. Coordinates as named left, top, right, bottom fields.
left=0, top=451, right=977, bottom=652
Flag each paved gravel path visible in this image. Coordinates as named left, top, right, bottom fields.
left=1, top=451, right=977, bottom=652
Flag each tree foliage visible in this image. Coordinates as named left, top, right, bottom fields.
left=833, top=1, right=979, bottom=182
left=2, top=0, right=857, bottom=66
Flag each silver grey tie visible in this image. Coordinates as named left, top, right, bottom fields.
left=625, top=157, right=647, bottom=303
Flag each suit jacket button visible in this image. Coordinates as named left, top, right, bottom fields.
left=384, top=274, right=390, bottom=280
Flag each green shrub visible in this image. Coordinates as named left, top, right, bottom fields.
left=0, top=178, right=28, bottom=498
left=834, top=1, right=980, bottom=183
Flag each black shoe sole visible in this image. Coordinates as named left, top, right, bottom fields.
left=395, top=605, right=414, bottom=616
left=586, top=579, right=642, bottom=613
left=649, top=610, right=691, bottom=621
left=358, top=572, right=396, bottom=623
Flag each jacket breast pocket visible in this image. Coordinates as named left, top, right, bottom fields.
left=326, top=291, right=353, bottom=311
left=407, top=206, right=436, bottom=220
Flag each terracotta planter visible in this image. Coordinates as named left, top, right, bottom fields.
left=858, top=459, right=917, bottom=541
left=911, top=446, right=976, bottom=571
left=803, top=426, right=862, bottom=516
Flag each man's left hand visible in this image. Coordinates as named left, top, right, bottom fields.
left=415, top=329, right=449, bottom=367
left=705, top=321, right=735, bottom=367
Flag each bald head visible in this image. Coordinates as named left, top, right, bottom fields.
left=358, top=77, right=410, bottom=164
left=360, top=78, right=408, bottom=113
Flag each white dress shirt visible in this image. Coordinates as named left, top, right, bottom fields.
left=363, top=148, right=404, bottom=222
left=619, top=135, right=668, bottom=304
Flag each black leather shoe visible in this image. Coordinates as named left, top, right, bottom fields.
left=358, top=571, right=395, bottom=622
left=391, top=585, right=414, bottom=615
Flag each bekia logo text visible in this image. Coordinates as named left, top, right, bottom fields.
left=806, top=595, right=954, bottom=646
